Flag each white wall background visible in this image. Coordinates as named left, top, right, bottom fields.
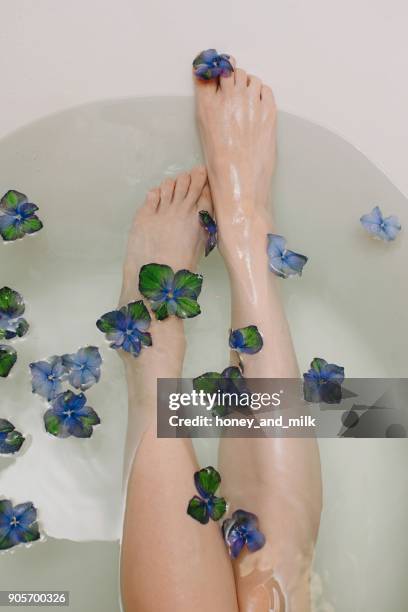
left=1, top=0, right=408, bottom=196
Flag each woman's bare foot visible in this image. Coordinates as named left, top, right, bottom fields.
left=194, top=59, right=276, bottom=245
left=120, top=165, right=210, bottom=308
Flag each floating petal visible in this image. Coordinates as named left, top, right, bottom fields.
left=303, top=357, right=344, bottom=404
left=44, top=391, right=100, bottom=439
left=360, top=206, right=401, bottom=242
left=187, top=496, right=209, bottom=524
left=222, top=509, right=265, bottom=559
left=194, top=466, right=221, bottom=498
left=0, top=345, right=17, bottom=377
left=62, top=346, right=102, bottom=391
left=0, top=499, right=40, bottom=550
left=199, top=210, right=218, bottom=256
left=0, top=419, right=25, bottom=454
left=193, top=49, right=233, bottom=81
left=29, top=356, right=67, bottom=401
left=139, top=263, right=202, bottom=320
left=139, top=263, right=174, bottom=300
left=0, top=191, right=43, bottom=242
left=229, top=325, right=263, bottom=354
left=97, top=301, right=152, bottom=357
left=267, top=234, right=308, bottom=278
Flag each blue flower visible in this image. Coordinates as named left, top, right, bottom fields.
left=229, top=325, right=263, bottom=355
left=193, top=49, right=234, bottom=81
left=0, top=500, right=40, bottom=550
left=199, top=210, right=218, bottom=256
left=193, top=367, right=249, bottom=417
left=303, top=357, right=344, bottom=404
left=0, top=190, right=43, bottom=242
left=267, top=234, right=308, bottom=278
left=187, top=466, right=227, bottom=524
left=97, top=301, right=152, bottom=357
left=222, top=510, right=265, bottom=559
left=0, top=419, right=25, bottom=455
left=29, top=356, right=68, bottom=401
left=139, top=264, right=203, bottom=320
left=0, top=287, right=29, bottom=340
left=360, top=206, right=401, bottom=242
left=43, top=390, right=100, bottom=439
left=62, top=346, right=102, bottom=391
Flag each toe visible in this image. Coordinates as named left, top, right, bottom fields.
left=261, top=84, right=276, bottom=106
left=145, top=187, right=160, bottom=211
left=219, top=55, right=236, bottom=92
left=261, top=85, right=277, bottom=122
left=197, top=182, right=213, bottom=215
left=247, top=74, right=262, bottom=98
left=159, top=178, right=175, bottom=208
left=185, top=166, right=207, bottom=206
left=234, top=68, right=247, bottom=88
left=173, top=172, right=191, bottom=203
left=193, top=59, right=218, bottom=98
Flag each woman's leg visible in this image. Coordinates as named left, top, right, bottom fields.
left=195, top=65, right=322, bottom=610
left=119, top=168, right=238, bottom=612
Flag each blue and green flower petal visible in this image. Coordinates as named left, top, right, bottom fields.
left=303, top=357, right=345, bottom=404
left=97, top=301, right=152, bottom=357
left=0, top=500, right=40, bottom=550
left=267, top=234, right=308, bottom=278
left=193, top=366, right=248, bottom=417
left=193, top=49, right=234, bottom=81
left=0, top=419, right=25, bottom=455
left=29, top=356, right=68, bottom=401
left=0, top=190, right=43, bottom=242
left=0, top=287, right=29, bottom=340
left=222, top=509, right=265, bottom=559
left=62, top=346, right=102, bottom=391
left=139, top=263, right=203, bottom=320
left=44, top=390, right=100, bottom=439
left=187, top=466, right=227, bottom=524
left=199, top=210, right=218, bottom=256
left=360, top=206, right=401, bottom=241
left=0, top=345, right=17, bottom=378
left=229, top=325, right=263, bottom=355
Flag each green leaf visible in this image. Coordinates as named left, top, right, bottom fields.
left=0, top=345, right=17, bottom=377
left=139, top=263, right=173, bottom=299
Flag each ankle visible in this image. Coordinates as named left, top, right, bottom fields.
left=120, top=319, right=186, bottom=372
left=219, top=215, right=271, bottom=272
